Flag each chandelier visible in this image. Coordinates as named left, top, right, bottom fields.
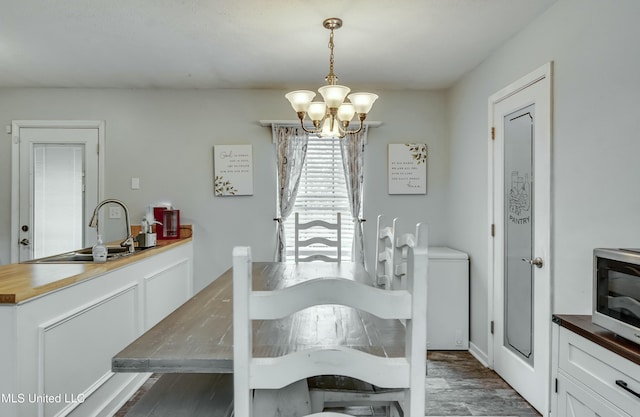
left=285, top=18, right=378, bottom=139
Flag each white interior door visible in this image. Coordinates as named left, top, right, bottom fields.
left=11, top=121, right=104, bottom=262
left=488, top=63, right=552, bottom=416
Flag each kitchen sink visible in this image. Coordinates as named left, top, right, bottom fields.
left=23, top=246, right=148, bottom=264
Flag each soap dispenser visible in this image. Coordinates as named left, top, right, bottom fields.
left=92, top=234, right=107, bottom=262
left=135, top=217, right=157, bottom=248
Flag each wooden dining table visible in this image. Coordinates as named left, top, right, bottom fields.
left=113, top=261, right=405, bottom=373
left=112, top=261, right=406, bottom=416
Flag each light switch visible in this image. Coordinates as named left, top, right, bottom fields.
left=131, top=177, right=140, bottom=190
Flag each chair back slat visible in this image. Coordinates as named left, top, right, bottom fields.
left=251, top=348, right=410, bottom=389
left=295, top=212, right=341, bottom=262
left=251, top=277, right=412, bottom=320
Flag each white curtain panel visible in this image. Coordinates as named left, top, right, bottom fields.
left=273, top=125, right=308, bottom=262
left=339, top=127, right=367, bottom=265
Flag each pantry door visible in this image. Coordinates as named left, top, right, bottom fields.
left=488, top=63, right=552, bottom=416
left=11, top=121, right=104, bottom=262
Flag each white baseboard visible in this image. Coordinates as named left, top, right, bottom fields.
left=468, top=342, right=490, bottom=367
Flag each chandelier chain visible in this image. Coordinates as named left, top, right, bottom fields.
left=325, top=26, right=337, bottom=85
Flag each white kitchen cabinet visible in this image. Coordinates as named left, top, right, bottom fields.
left=552, top=316, right=640, bottom=417
left=427, top=247, right=469, bottom=350
left=557, top=373, right=630, bottom=417
left=0, top=241, right=193, bottom=417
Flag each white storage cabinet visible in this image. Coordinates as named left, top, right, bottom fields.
left=427, top=247, right=469, bottom=350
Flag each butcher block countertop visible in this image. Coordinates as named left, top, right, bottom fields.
left=0, top=226, right=192, bottom=305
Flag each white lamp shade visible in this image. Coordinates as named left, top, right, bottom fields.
left=337, top=103, right=355, bottom=122
left=318, top=85, right=350, bottom=108
left=307, top=102, right=327, bottom=121
left=285, top=90, right=316, bottom=112
left=347, top=92, right=379, bottom=114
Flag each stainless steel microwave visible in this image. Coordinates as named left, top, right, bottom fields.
left=593, top=248, right=640, bottom=345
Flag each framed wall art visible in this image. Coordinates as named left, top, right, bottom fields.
left=213, top=144, right=253, bottom=196
left=388, top=143, right=427, bottom=194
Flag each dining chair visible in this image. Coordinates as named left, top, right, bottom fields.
left=309, top=220, right=428, bottom=415
left=295, top=212, right=341, bottom=262
left=232, top=243, right=427, bottom=417
left=374, top=214, right=397, bottom=289
left=392, top=222, right=428, bottom=290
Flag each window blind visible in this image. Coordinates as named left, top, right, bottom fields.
left=285, top=136, right=354, bottom=261
left=34, top=144, right=84, bottom=259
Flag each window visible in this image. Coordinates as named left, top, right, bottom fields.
left=284, top=135, right=355, bottom=261
left=33, top=144, right=85, bottom=258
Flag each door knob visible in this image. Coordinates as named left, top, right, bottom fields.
left=19, top=238, right=30, bottom=246
left=522, top=257, right=543, bottom=268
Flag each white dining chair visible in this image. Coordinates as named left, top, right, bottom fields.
left=295, top=212, right=341, bottom=262
left=392, top=222, right=428, bottom=291
left=232, top=243, right=427, bottom=417
left=374, top=214, right=397, bottom=289
left=309, top=220, right=428, bottom=415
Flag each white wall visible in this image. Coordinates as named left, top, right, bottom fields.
left=3, top=1, right=638, bottom=362
left=0, top=88, right=449, bottom=291
left=448, top=0, right=640, bottom=357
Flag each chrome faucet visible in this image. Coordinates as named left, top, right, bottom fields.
left=88, top=199, right=135, bottom=253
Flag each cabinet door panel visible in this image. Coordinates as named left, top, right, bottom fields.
left=559, top=328, right=640, bottom=415
left=557, top=373, right=630, bottom=417
left=144, top=258, right=191, bottom=329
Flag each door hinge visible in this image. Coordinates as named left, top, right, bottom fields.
left=555, top=378, right=558, bottom=393
left=491, top=126, right=495, bottom=140
left=491, top=224, right=495, bottom=237
left=97, top=143, right=100, bottom=154
left=490, top=321, right=494, bottom=334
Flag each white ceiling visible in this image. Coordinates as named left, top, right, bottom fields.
left=0, top=0, right=557, bottom=90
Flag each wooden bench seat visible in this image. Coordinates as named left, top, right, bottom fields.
left=124, top=373, right=233, bottom=417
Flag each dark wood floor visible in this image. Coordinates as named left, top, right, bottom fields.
left=422, top=351, right=541, bottom=416
left=114, top=351, right=541, bottom=417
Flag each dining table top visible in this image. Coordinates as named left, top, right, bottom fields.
left=112, top=261, right=406, bottom=374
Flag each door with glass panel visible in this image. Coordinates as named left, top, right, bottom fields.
left=489, top=63, right=551, bottom=415
left=12, top=122, right=102, bottom=262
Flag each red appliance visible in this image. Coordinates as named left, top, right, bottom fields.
left=153, top=207, right=180, bottom=240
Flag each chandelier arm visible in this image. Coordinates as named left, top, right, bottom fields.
left=296, top=117, right=320, bottom=135
left=341, top=114, right=367, bottom=136
left=346, top=124, right=364, bottom=135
